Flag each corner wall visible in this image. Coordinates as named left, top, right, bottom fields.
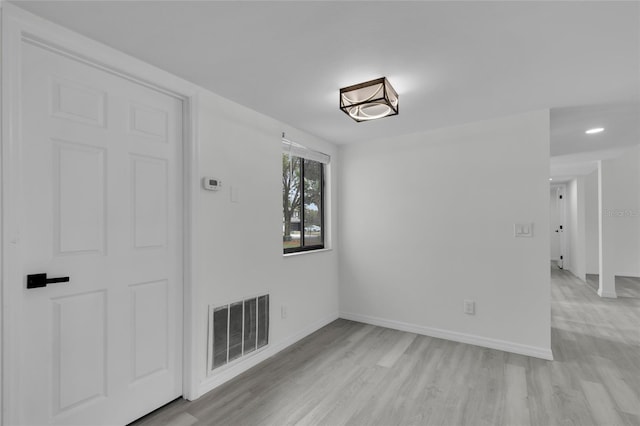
left=194, top=91, right=340, bottom=396
left=566, top=177, right=586, bottom=281
left=338, top=110, right=552, bottom=359
left=585, top=170, right=599, bottom=274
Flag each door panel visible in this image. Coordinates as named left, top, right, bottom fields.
left=52, top=290, right=107, bottom=415
left=54, top=141, right=106, bottom=255
left=132, top=156, right=169, bottom=249
left=18, top=39, right=183, bottom=425
left=51, top=77, right=107, bottom=127
left=129, top=103, right=169, bottom=141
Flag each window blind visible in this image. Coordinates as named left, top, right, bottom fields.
left=282, top=138, right=330, bottom=165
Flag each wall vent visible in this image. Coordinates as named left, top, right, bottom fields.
left=207, top=295, right=269, bottom=372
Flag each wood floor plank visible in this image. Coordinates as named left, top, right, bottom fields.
left=160, top=413, right=198, bottom=426
left=523, top=357, right=553, bottom=426
left=580, top=380, right=624, bottom=426
left=595, top=363, right=640, bottom=415
left=503, top=364, right=531, bottom=426
left=376, top=332, right=417, bottom=368
left=619, top=411, right=640, bottom=426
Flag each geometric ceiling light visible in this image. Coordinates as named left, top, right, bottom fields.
left=339, top=77, right=399, bottom=122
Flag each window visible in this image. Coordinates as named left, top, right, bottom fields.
left=282, top=138, right=328, bottom=253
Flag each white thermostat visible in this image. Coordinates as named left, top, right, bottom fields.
left=202, top=177, right=222, bottom=191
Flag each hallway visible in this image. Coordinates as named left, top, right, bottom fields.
left=549, top=265, right=640, bottom=425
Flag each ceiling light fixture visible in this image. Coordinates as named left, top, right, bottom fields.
left=340, top=77, right=399, bottom=122
left=585, top=127, right=604, bottom=134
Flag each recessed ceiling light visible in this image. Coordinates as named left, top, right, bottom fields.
left=549, top=178, right=553, bottom=181
left=585, top=127, right=604, bottom=134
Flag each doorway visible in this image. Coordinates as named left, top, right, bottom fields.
left=550, top=184, right=567, bottom=269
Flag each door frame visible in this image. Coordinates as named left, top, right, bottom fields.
left=0, top=4, right=201, bottom=424
left=550, top=183, right=568, bottom=269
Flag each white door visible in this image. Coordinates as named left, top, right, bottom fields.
left=17, top=40, right=183, bottom=425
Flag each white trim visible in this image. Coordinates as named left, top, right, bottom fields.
left=283, top=247, right=333, bottom=257
left=568, top=269, right=587, bottom=284
left=182, top=92, right=200, bottom=401
left=0, top=5, right=7, bottom=424
left=177, top=71, right=200, bottom=401
left=596, top=289, right=617, bottom=299
left=2, top=10, right=26, bottom=426
left=0, top=3, right=201, bottom=421
left=197, top=312, right=339, bottom=397
left=339, top=311, right=554, bottom=361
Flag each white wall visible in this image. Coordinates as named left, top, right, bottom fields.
left=566, top=178, right=586, bottom=280
left=338, top=110, right=552, bottom=359
left=585, top=170, right=599, bottom=274
left=194, top=91, right=340, bottom=394
left=601, top=146, right=640, bottom=277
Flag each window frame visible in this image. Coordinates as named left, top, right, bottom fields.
left=283, top=154, right=325, bottom=254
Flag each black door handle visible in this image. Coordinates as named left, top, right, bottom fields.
left=26, top=273, right=70, bottom=289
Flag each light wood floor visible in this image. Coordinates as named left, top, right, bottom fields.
left=133, top=266, right=640, bottom=426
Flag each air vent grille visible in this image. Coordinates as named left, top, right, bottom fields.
left=208, top=295, right=269, bottom=372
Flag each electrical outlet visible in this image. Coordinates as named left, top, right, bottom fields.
left=464, top=300, right=475, bottom=315
left=281, top=305, right=287, bottom=319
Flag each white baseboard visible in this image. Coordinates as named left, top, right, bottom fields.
left=339, top=311, right=554, bottom=361
left=567, top=268, right=586, bottom=283
left=597, top=289, right=617, bottom=299
left=617, top=274, right=640, bottom=279
left=195, top=311, right=339, bottom=399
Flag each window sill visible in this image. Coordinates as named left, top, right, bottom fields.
left=283, top=248, right=333, bottom=257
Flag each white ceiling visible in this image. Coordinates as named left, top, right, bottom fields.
left=10, top=0, right=640, bottom=172
left=550, top=102, right=640, bottom=178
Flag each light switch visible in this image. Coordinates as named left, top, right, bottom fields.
left=514, top=223, right=533, bottom=237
